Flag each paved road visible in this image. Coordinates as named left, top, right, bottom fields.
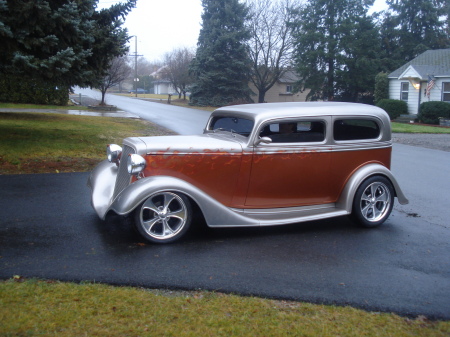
left=74, top=88, right=210, bottom=134
left=1, top=143, right=449, bottom=319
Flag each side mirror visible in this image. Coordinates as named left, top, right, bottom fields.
left=255, top=136, right=272, bottom=146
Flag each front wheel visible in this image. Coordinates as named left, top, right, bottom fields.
left=351, top=176, right=394, bottom=228
left=134, top=191, right=192, bottom=244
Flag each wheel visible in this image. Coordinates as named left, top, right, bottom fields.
left=134, top=191, right=192, bottom=243
left=351, top=176, right=394, bottom=228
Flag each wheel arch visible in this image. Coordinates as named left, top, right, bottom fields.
left=337, top=163, right=409, bottom=213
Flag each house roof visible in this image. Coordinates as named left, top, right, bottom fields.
left=278, top=70, right=300, bottom=83
left=388, top=49, right=450, bottom=79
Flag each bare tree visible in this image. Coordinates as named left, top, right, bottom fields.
left=98, top=56, right=131, bottom=105
left=161, top=47, right=195, bottom=100
left=134, top=57, right=162, bottom=77
left=247, top=0, right=297, bottom=103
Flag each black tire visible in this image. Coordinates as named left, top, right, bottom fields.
left=351, top=176, right=394, bottom=228
left=134, top=191, right=192, bottom=244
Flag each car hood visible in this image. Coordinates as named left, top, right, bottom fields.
left=124, top=134, right=244, bottom=155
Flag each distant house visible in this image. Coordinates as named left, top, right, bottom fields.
left=151, top=66, right=175, bottom=95
left=388, top=49, right=450, bottom=115
left=249, top=70, right=310, bottom=103
left=153, top=79, right=175, bottom=95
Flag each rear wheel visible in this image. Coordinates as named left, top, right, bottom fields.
left=351, top=176, right=394, bottom=228
left=134, top=191, right=192, bottom=244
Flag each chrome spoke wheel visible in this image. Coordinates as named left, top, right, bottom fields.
left=359, top=182, right=391, bottom=222
left=135, top=192, right=191, bottom=243
left=351, top=176, right=394, bottom=228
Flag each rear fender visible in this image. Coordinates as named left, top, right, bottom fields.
left=337, top=163, right=409, bottom=213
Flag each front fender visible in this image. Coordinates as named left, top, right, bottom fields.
left=337, top=163, right=409, bottom=213
left=108, top=176, right=257, bottom=227
left=87, top=159, right=119, bottom=219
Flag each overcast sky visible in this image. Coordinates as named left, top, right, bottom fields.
left=97, top=0, right=388, bottom=63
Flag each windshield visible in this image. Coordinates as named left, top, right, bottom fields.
left=208, top=116, right=254, bottom=137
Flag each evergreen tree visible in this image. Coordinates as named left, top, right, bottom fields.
left=381, top=0, right=449, bottom=65
left=189, top=0, right=252, bottom=106
left=374, top=72, right=389, bottom=104
left=0, top=0, right=135, bottom=104
left=290, top=0, right=379, bottom=102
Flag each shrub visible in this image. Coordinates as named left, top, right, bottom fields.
left=374, top=72, right=389, bottom=104
left=418, top=101, right=450, bottom=125
left=376, top=99, right=407, bottom=120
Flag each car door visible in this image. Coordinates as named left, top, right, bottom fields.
left=244, top=117, right=332, bottom=208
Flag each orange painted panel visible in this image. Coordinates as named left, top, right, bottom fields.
left=143, top=153, right=242, bottom=206
left=245, top=150, right=332, bottom=207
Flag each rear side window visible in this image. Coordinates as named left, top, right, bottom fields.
left=334, top=119, right=380, bottom=141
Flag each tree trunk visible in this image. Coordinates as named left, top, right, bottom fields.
left=258, top=90, right=267, bottom=103
left=100, top=89, right=106, bottom=105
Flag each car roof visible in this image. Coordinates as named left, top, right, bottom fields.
left=213, top=102, right=389, bottom=125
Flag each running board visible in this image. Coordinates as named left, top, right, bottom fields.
left=232, top=203, right=349, bottom=226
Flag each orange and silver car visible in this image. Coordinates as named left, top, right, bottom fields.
left=88, top=102, right=408, bottom=243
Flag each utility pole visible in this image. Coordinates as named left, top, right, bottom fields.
left=129, top=36, right=142, bottom=97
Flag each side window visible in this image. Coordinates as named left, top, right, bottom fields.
left=400, top=82, right=409, bottom=101
left=260, top=120, right=325, bottom=143
left=209, top=116, right=254, bottom=137
left=442, top=82, right=450, bottom=102
left=334, top=119, right=380, bottom=141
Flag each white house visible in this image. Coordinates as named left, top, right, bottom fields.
left=153, top=79, right=175, bottom=95
left=151, top=66, right=176, bottom=95
left=388, top=49, right=450, bottom=115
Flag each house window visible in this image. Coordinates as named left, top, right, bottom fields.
left=286, top=85, right=293, bottom=94
left=443, top=82, right=450, bottom=102
left=400, top=82, right=409, bottom=101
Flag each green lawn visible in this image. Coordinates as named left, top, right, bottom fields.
left=1, top=278, right=448, bottom=337
left=391, top=122, right=450, bottom=134
left=0, top=111, right=169, bottom=174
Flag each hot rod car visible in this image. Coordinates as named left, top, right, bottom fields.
left=88, top=102, right=408, bottom=243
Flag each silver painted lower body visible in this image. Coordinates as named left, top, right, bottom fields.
left=88, top=160, right=408, bottom=228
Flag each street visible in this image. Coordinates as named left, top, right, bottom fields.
left=75, top=88, right=210, bottom=135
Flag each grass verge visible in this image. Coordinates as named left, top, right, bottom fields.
left=391, top=122, right=450, bottom=134
left=0, top=112, right=173, bottom=174
left=1, top=278, right=449, bottom=337
left=114, top=93, right=217, bottom=111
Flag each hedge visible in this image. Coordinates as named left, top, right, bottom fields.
left=376, top=99, right=407, bottom=120
left=0, top=75, right=69, bottom=106
left=418, top=101, right=450, bottom=125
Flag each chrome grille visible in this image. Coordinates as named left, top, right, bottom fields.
left=112, top=145, right=135, bottom=200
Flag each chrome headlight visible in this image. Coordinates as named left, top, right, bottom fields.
left=127, top=154, right=146, bottom=175
left=107, top=144, right=122, bottom=164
